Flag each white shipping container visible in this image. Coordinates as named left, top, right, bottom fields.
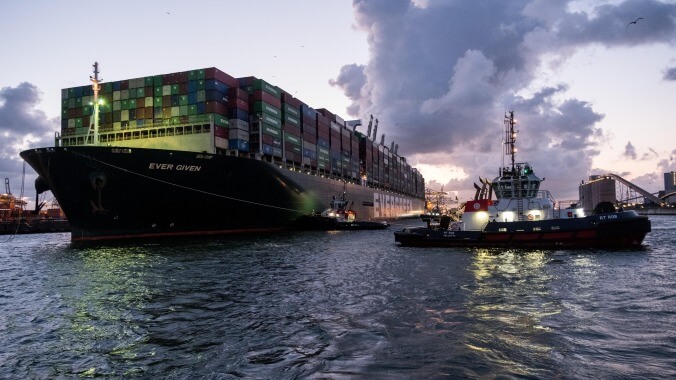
left=229, top=118, right=249, bottom=131
left=228, top=128, right=249, bottom=141
left=215, top=136, right=228, bottom=149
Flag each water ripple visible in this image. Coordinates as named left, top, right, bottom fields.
left=0, top=217, right=674, bottom=378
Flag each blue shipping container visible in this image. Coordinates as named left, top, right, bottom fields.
left=205, top=79, right=229, bottom=93
left=317, top=138, right=329, bottom=148
left=206, top=90, right=228, bottom=104
left=229, top=139, right=249, bottom=152
left=196, top=102, right=206, bottom=114
left=228, top=108, right=249, bottom=121
left=303, top=148, right=317, bottom=159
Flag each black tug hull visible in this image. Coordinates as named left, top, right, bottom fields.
left=291, top=215, right=389, bottom=231
left=394, top=211, right=651, bottom=248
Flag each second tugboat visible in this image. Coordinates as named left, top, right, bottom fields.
left=394, top=112, right=651, bottom=248
left=292, top=191, right=389, bottom=230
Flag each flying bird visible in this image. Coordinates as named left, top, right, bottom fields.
left=627, top=17, right=643, bottom=26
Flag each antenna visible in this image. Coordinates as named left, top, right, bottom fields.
left=86, top=62, right=103, bottom=146
left=504, top=111, right=518, bottom=172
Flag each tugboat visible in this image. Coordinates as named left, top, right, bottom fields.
left=292, top=191, right=388, bottom=230
left=394, top=112, right=651, bottom=248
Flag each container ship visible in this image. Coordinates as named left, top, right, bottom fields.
left=20, top=63, right=425, bottom=241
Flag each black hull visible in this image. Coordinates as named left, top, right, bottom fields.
left=21, top=146, right=420, bottom=241
left=394, top=211, right=651, bottom=249
left=291, top=215, right=389, bottom=231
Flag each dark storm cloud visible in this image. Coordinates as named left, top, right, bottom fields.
left=332, top=0, right=676, bottom=199
left=0, top=82, right=57, bottom=200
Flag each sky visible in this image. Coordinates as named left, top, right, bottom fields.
left=1, top=0, right=675, bottom=209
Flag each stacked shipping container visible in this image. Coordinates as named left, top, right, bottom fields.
left=60, top=67, right=424, bottom=199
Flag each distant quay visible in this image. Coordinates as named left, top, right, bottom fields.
left=631, top=207, right=676, bottom=216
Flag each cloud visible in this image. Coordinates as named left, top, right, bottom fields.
left=0, top=82, right=57, bottom=202
left=623, top=141, right=638, bottom=160
left=333, top=0, right=676, bottom=200
left=664, top=67, right=676, bottom=81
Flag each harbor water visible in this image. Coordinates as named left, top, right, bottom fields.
left=1, top=216, right=674, bottom=379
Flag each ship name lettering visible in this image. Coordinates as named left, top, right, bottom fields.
left=149, top=163, right=201, bottom=172
left=176, top=165, right=201, bottom=171
left=149, top=163, right=174, bottom=170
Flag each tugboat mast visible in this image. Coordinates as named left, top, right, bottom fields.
left=503, top=111, right=517, bottom=174
left=89, top=62, right=102, bottom=146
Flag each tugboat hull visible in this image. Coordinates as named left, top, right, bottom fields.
left=394, top=211, right=651, bottom=248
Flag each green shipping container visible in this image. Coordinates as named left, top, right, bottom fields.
left=262, top=123, right=281, bottom=138
left=261, top=113, right=281, bottom=128
left=213, top=114, right=229, bottom=127
left=253, top=102, right=281, bottom=119
left=284, top=133, right=301, bottom=146
left=253, top=79, right=280, bottom=97
left=189, top=69, right=205, bottom=80
left=284, top=114, right=299, bottom=127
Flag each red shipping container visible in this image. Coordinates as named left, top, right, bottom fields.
left=177, top=71, right=188, bottom=83
left=317, top=130, right=330, bottom=141
left=215, top=126, right=228, bottom=138
left=162, top=74, right=172, bottom=85
left=120, top=80, right=129, bottom=90
left=283, top=124, right=301, bottom=136
left=205, top=101, right=228, bottom=115
left=229, top=87, right=248, bottom=100
left=317, top=108, right=334, bottom=121
left=281, top=92, right=302, bottom=108
left=250, top=90, right=281, bottom=108
left=303, top=132, right=317, bottom=144
left=206, top=68, right=238, bottom=87
left=317, top=115, right=330, bottom=128
left=228, top=98, right=248, bottom=109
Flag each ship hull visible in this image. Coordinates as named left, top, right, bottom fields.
left=21, top=146, right=423, bottom=241
left=394, top=211, right=651, bottom=248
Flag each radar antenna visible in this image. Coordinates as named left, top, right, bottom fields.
left=86, top=62, right=103, bottom=146
left=503, top=111, right=518, bottom=174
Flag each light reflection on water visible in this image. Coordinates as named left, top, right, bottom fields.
left=0, top=216, right=674, bottom=378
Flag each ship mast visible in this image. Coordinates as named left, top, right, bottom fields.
left=503, top=111, right=518, bottom=174
left=89, top=62, right=102, bottom=146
